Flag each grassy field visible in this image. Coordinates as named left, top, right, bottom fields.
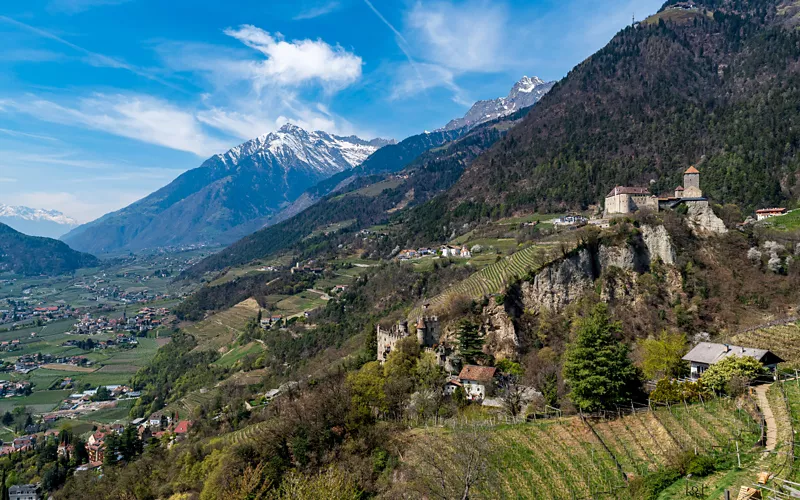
left=759, top=209, right=800, bottom=231
left=0, top=390, right=73, bottom=414
left=213, top=342, right=265, bottom=369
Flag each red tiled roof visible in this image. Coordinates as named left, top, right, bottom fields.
left=756, top=208, right=787, bottom=214
left=685, top=166, right=700, bottom=174
left=458, top=365, right=497, bottom=381
left=173, top=420, right=192, bottom=434
left=675, top=186, right=684, bottom=191
left=606, top=186, right=651, bottom=197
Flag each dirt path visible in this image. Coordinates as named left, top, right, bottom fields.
left=754, top=384, right=777, bottom=453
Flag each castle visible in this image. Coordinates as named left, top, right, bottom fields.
left=605, top=166, right=705, bottom=216
left=377, top=316, right=440, bottom=363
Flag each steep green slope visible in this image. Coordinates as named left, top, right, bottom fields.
left=447, top=0, right=799, bottom=213
left=0, top=223, right=98, bottom=276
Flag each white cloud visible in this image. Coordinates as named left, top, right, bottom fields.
left=390, top=63, right=468, bottom=104
left=223, top=25, right=363, bottom=90
left=407, top=0, right=507, bottom=73
left=294, top=1, right=342, bottom=20
left=3, top=94, right=229, bottom=157
left=0, top=150, right=117, bottom=170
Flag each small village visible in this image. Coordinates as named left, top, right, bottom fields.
left=70, top=307, right=169, bottom=335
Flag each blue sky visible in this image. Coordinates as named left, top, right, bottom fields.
left=0, top=0, right=664, bottom=223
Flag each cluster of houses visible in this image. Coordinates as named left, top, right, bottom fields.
left=0, top=380, right=31, bottom=398
left=0, top=303, right=77, bottom=327
left=291, top=261, right=325, bottom=275
left=72, top=307, right=168, bottom=335
left=5, top=353, right=94, bottom=374
left=552, top=215, right=588, bottom=227
left=62, top=333, right=139, bottom=351
left=396, top=245, right=473, bottom=261
left=0, top=339, right=22, bottom=352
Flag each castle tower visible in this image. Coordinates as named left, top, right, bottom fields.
left=416, top=317, right=427, bottom=345
left=683, top=166, right=702, bottom=198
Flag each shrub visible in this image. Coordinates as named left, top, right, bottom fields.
left=629, top=469, right=681, bottom=499
left=700, top=356, right=767, bottom=393
left=686, top=455, right=716, bottom=477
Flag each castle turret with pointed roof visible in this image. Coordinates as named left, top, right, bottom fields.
left=683, top=166, right=702, bottom=198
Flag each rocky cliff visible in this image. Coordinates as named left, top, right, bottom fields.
left=479, top=224, right=680, bottom=360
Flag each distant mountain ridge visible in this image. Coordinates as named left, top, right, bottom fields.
left=0, top=204, right=79, bottom=239
left=61, top=124, right=393, bottom=254
left=441, top=76, right=555, bottom=131
left=0, top=223, right=98, bottom=276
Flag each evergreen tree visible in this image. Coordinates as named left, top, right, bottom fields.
left=456, top=319, right=484, bottom=365
left=563, top=304, right=641, bottom=411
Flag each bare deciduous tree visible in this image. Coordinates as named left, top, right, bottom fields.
left=409, top=427, right=491, bottom=500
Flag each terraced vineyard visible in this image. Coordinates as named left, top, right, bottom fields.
left=163, top=388, right=219, bottom=419
left=411, top=242, right=568, bottom=317
left=183, top=298, right=260, bottom=352
left=732, top=322, right=800, bottom=364
left=406, top=398, right=760, bottom=500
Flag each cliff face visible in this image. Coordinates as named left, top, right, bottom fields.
left=686, top=201, right=728, bottom=235
left=480, top=224, right=680, bottom=360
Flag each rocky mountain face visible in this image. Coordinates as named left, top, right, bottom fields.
left=61, top=124, right=392, bottom=254
left=0, top=223, right=98, bottom=276
left=0, top=204, right=78, bottom=239
left=441, top=76, right=555, bottom=131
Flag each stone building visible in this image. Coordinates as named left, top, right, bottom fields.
left=604, top=186, right=659, bottom=215
left=377, top=316, right=440, bottom=363
left=682, top=166, right=702, bottom=198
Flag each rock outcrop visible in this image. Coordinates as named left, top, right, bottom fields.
left=642, top=224, right=676, bottom=265
left=520, top=248, right=597, bottom=315
left=686, top=201, right=728, bottom=235
left=481, top=301, right=519, bottom=360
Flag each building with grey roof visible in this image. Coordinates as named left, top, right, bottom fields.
left=682, top=342, right=784, bottom=380
left=9, top=484, right=41, bottom=500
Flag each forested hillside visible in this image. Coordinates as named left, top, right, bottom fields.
left=0, top=223, right=98, bottom=276
left=449, top=0, right=800, bottom=213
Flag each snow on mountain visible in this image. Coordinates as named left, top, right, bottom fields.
left=213, top=123, right=394, bottom=176
left=441, top=76, right=556, bottom=131
left=0, top=204, right=79, bottom=239
left=61, top=124, right=395, bottom=254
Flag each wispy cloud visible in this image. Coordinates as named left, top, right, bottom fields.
left=363, top=0, right=430, bottom=94
left=0, top=15, right=186, bottom=93
left=0, top=49, right=66, bottom=63
left=0, top=128, right=60, bottom=142
left=0, top=150, right=119, bottom=169
left=47, top=0, right=132, bottom=14
left=407, top=0, right=507, bottom=73
left=223, top=25, right=363, bottom=90
left=2, top=94, right=229, bottom=157
left=294, top=1, right=341, bottom=20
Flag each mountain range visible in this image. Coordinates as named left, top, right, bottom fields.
left=61, top=124, right=394, bottom=254
left=441, top=76, right=555, bottom=131
left=62, top=76, right=552, bottom=256
left=0, top=204, right=78, bottom=239
left=0, top=222, right=98, bottom=276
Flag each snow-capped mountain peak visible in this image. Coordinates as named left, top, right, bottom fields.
left=440, top=75, right=556, bottom=131
left=0, top=204, right=78, bottom=226
left=0, top=204, right=79, bottom=239
left=211, top=123, right=394, bottom=176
